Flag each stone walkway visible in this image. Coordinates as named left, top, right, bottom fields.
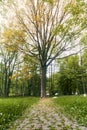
left=10, top=98, right=87, bottom=130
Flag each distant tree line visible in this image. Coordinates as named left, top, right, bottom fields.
left=0, top=49, right=87, bottom=97
left=47, top=51, right=87, bottom=96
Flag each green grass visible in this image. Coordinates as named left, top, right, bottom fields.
left=0, top=97, right=39, bottom=130
left=53, top=95, right=87, bottom=126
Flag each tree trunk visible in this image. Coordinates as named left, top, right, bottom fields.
left=82, top=76, right=86, bottom=95
left=27, top=80, right=31, bottom=96
left=4, top=69, right=8, bottom=97
left=7, top=77, right=11, bottom=96
left=41, top=66, right=47, bottom=98
left=4, top=77, right=11, bottom=97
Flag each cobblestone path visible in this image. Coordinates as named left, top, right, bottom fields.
left=10, top=98, right=87, bottom=130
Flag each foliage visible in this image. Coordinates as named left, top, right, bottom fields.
left=47, top=53, right=87, bottom=96
left=9, top=54, right=41, bottom=96
left=0, top=27, right=26, bottom=97
left=58, top=55, right=87, bottom=95
left=11, top=0, right=87, bottom=97
left=54, top=96, right=87, bottom=126
left=0, top=97, right=39, bottom=130
left=47, top=73, right=60, bottom=96
left=2, top=28, right=26, bottom=52
left=57, top=56, right=81, bottom=95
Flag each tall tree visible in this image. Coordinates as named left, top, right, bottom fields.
left=80, top=49, right=87, bottom=95
left=0, top=28, right=25, bottom=96
left=58, top=55, right=81, bottom=95
left=9, top=0, right=87, bottom=97
left=0, top=45, right=18, bottom=96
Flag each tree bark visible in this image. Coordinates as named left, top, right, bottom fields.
left=82, top=76, right=86, bottom=95
left=27, top=80, right=31, bottom=96
left=41, top=66, right=47, bottom=98
left=4, top=68, right=8, bottom=97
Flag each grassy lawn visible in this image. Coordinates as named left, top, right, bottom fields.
left=53, top=95, right=87, bottom=127
left=0, top=97, right=39, bottom=130
left=1, top=96, right=87, bottom=129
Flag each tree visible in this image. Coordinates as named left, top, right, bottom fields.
left=57, top=55, right=82, bottom=95
left=0, top=45, right=18, bottom=97
left=12, top=55, right=41, bottom=96
left=8, top=0, right=87, bottom=97
left=80, top=49, right=87, bottom=95
left=23, top=55, right=40, bottom=96
left=0, top=28, right=25, bottom=96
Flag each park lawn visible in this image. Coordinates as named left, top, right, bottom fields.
left=53, top=95, right=87, bottom=127
left=0, top=97, right=39, bottom=130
